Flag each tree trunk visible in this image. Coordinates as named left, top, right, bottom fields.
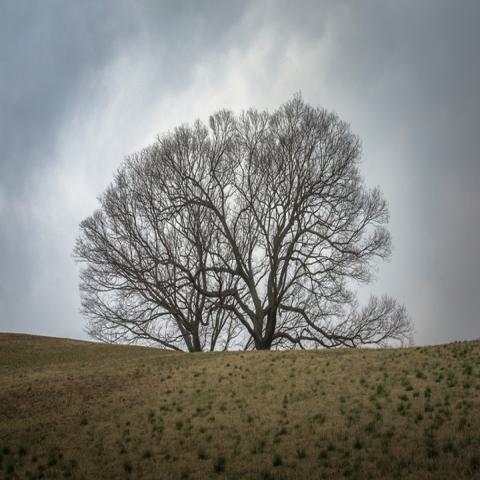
left=254, top=337, right=273, bottom=350
left=190, top=325, right=202, bottom=352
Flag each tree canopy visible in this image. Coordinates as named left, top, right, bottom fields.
left=74, top=96, right=412, bottom=351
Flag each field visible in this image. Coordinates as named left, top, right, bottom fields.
left=0, top=334, right=479, bottom=479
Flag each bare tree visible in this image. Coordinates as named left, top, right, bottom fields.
left=75, top=95, right=412, bottom=350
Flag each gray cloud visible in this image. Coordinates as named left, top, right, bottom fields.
left=0, top=1, right=479, bottom=344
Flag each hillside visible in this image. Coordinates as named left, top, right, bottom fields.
left=0, top=333, right=479, bottom=479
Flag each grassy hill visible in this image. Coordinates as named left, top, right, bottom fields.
left=0, top=334, right=479, bottom=479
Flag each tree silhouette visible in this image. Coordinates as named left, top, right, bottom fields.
left=74, top=96, right=412, bottom=351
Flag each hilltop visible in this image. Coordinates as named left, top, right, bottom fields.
left=0, top=333, right=479, bottom=479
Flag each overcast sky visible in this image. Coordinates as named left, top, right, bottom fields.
left=1, top=0, right=479, bottom=346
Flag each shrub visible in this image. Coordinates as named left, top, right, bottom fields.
left=197, top=449, right=208, bottom=460
left=296, top=448, right=306, bottom=459
left=470, top=455, right=480, bottom=472
left=353, top=437, right=363, bottom=449
left=213, top=456, right=226, bottom=473
left=273, top=453, right=283, bottom=466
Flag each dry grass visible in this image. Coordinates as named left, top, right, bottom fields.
left=1, top=333, right=479, bottom=479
